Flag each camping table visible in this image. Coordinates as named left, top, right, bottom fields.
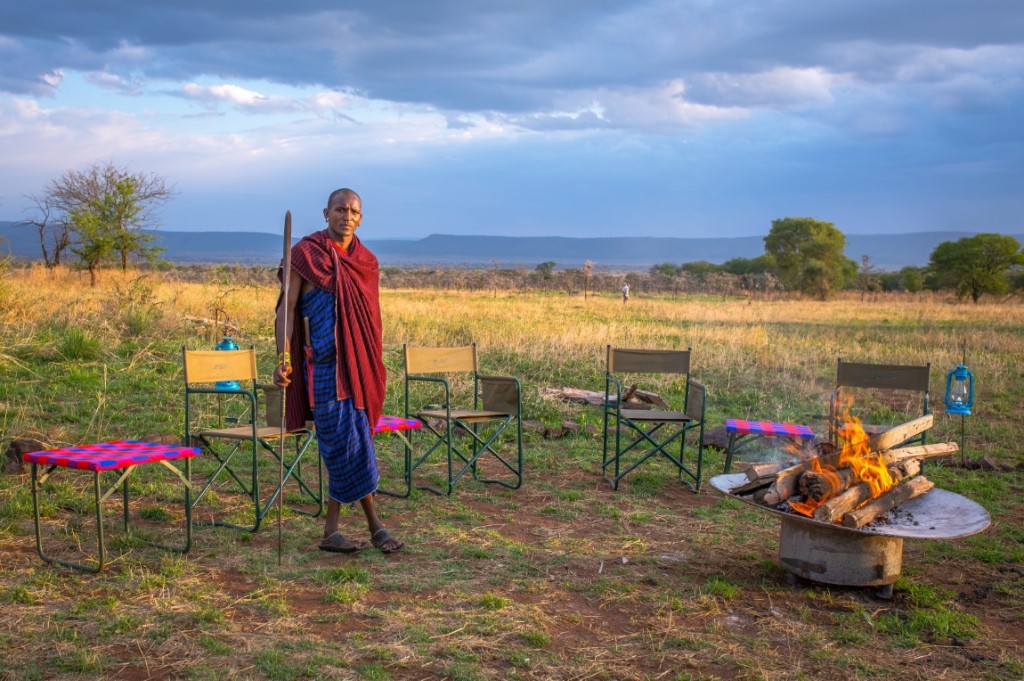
left=24, top=441, right=197, bottom=573
left=374, top=415, right=423, bottom=498
left=723, top=419, right=815, bottom=474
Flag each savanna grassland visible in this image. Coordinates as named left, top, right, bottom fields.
left=1, top=263, right=1023, bottom=681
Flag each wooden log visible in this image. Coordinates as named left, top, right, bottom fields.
left=633, top=389, right=670, bottom=408
left=731, top=476, right=776, bottom=494
left=842, top=475, right=934, bottom=528
left=763, top=464, right=805, bottom=505
left=799, top=444, right=952, bottom=505
left=799, top=466, right=858, bottom=502
left=843, top=414, right=933, bottom=453
left=814, top=459, right=922, bottom=524
left=746, top=462, right=786, bottom=482
left=762, top=415, right=933, bottom=505
left=880, top=442, right=958, bottom=465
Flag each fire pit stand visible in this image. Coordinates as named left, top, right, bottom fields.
left=710, top=473, right=990, bottom=598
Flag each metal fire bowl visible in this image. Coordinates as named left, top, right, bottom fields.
left=709, top=473, right=991, bottom=540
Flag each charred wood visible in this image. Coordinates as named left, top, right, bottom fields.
left=842, top=475, right=934, bottom=528
left=813, top=459, right=922, bottom=524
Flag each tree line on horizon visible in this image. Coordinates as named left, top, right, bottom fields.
left=5, top=163, right=1024, bottom=302
left=646, top=217, right=1024, bottom=303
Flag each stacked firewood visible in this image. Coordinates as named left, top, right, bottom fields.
left=732, top=415, right=958, bottom=528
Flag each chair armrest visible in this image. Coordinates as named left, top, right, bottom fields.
left=406, top=374, right=450, bottom=386
left=405, top=374, right=451, bottom=418
left=604, top=373, right=624, bottom=410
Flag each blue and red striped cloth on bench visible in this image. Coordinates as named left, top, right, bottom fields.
left=373, top=415, right=422, bottom=435
left=23, top=440, right=198, bottom=472
left=725, top=419, right=814, bottom=439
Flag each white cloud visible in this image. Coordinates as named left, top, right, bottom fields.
left=688, top=67, right=840, bottom=108
left=40, top=69, right=63, bottom=88
left=549, top=80, right=749, bottom=132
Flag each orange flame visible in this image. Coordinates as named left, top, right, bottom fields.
left=788, top=398, right=895, bottom=517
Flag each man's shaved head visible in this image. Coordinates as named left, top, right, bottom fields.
left=327, top=188, right=360, bottom=206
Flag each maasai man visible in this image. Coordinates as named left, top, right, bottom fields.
left=273, top=188, right=404, bottom=554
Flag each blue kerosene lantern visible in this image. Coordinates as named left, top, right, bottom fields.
left=944, top=343, right=974, bottom=463
left=944, top=364, right=974, bottom=415
left=214, top=336, right=241, bottom=390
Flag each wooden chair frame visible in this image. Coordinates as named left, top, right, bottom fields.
left=403, top=344, right=523, bottom=495
left=183, top=348, right=321, bottom=532
left=602, top=346, right=707, bottom=492
left=829, top=358, right=931, bottom=448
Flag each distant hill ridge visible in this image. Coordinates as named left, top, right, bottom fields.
left=1, top=222, right=1019, bottom=271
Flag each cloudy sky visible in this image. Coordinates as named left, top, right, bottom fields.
left=1, top=1, right=1022, bottom=240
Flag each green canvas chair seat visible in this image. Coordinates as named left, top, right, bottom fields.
left=602, top=346, right=707, bottom=492
left=183, top=348, right=321, bottom=532
left=404, top=344, right=524, bottom=495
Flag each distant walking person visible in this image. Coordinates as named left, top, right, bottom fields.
left=622, top=282, right=630, bottom=303
left=273, top=188, right=404, bottom=555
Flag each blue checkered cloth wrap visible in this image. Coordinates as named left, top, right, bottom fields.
left=299, top=287, right=379, bottom=504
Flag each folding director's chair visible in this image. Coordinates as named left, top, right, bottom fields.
left=403, top=344, right=523, bottom=495
left=602, top=346, right=707, bottom=492
left=182, top=347, right=321, bottom=532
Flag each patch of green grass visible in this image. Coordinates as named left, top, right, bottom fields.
left=316, top=564, right=371, bottom=585
left=102, top=613, right=144, bottom=636
left=190, top=604, right=225, bottom=625
left=137, top=506, right=173, bottom=521
left=875, top=606, right=979, bottom=646
left=355, top=662, right=390, bottom=680
left=703, top=576, right=739, bottom=600
left=3, top=585, right=40, bottom=605
left=463, top=545, right=492, bottom=559
left=324, top=582, right=368, bottom=605
left=440, top=662, right=485, bottom=681
left=897, top=578, right=954, bottom=608
left=254, top=647, right=309, bottom=681
left=57, top=326, right=103, bottom=361
left=198, top=634, right=233, bottom=655
left=69, top=595, right=117, bottom=616
left=57, top=648, right=104, bottom=674
left=520, top=629, right=551, bottom=647
left=478, top=593, right=511, bottom=610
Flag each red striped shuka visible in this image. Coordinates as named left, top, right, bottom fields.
left=277, top=230, right=386, bottom=433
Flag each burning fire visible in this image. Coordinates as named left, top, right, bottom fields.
left=788, top=400, right=895, bottom=517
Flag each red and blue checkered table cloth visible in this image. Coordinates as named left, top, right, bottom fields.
left=725, top=419, right=814, bottom=439
left=373, top=415, right=422, bottom=435
left=23, top=440, right=198, bottom=472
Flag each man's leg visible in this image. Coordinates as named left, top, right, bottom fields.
left=318, top=497, right=369, bottom=552
left=323, top=498, right=341, bottom=539
left=359, top=493, right=403, bottom=552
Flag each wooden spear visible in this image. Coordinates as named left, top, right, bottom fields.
left=278, top=210, right=292, bottom=565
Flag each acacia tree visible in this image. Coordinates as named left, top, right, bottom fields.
left=23, top=193, right=73, bottom=267
left=69, top=203, right=115, bottom=286
left=928, top=233, right=1023, bottom=303
left=857, top=255, right=881, bottom=300
left=39, top=161, right=174, bottom=274
left=763, top=217, right=855, bottom=299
